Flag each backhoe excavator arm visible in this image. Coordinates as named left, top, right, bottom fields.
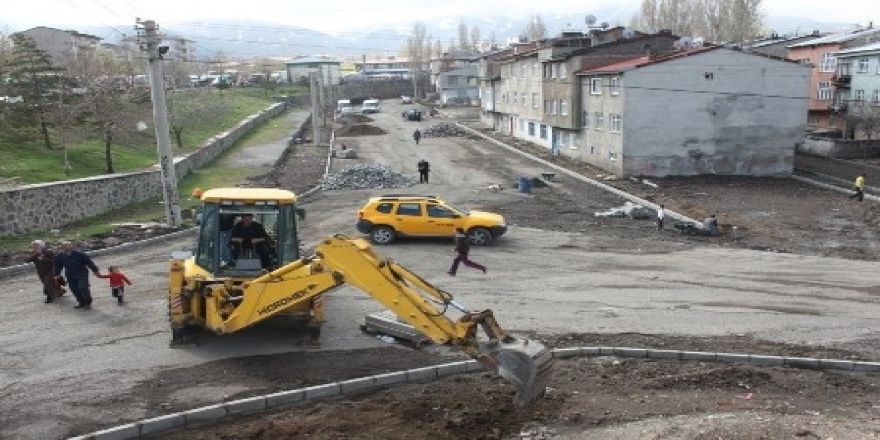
left=194, top=235, right=551, bottom=405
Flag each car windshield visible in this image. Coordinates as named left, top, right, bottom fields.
left=445, top=203, right=470, bottom=215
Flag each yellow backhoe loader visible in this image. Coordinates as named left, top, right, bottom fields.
left=169, top=188, right=552, bottom=405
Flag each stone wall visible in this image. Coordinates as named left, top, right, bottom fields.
left=0, top=102, right=287, bottom=235
left=798, top=136, right=880, bottom=159
left=332, top=78, right=431, bottom=102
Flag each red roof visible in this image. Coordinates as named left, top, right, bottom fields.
left=575, top=45, right=720, bottom=75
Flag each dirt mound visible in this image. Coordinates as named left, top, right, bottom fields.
left=337, top=124, right=387, bottom=137
left=338, top=114, right=374, bottom=124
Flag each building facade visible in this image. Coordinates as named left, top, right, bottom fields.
left=573, top=47, right=810, bottom=177
left=285, top=56, right=342, bottom=85
left=786, top=27, right=880, bottom=130
left=834, top=42, right=880, bottom=138
left=437, top=65, right=479, bottom=105
left=14, top=26, right=102, bottom=67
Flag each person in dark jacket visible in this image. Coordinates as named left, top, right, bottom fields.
left=54, top=241, right=100, bottom=309
left=417, top=159, right=430, bottom=184
left=27, top=240, right=64, bottom=303
left=448, top=228, right=487, bottom=276
left=230, top=214, right=272, bottom=269
left=413, top=129, right=422, bottom=145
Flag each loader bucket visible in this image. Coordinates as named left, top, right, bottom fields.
left=478, top=337, right=553, bottom=406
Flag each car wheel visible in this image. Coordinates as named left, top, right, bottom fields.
left=371, top=226, right=396, bottom=245
left=467, top=227, right=493, bottom=246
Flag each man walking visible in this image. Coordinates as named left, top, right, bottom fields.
left=54, top=241, right=100, bottom=309
left=413, top=129, right=421, bottom=145
left=417, top=159, right=430, bottom=184
left=656, top=204, right=665, bottom=231
left=850, top=173, right=866, bottom=202
left=448, top=228, right=487, bottom=276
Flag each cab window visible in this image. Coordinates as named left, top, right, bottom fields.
left=396, top=203, right=422, bottom=216
left=427, top=204, right=456, bottom=218
left=376, top=202, right=393, bottom=213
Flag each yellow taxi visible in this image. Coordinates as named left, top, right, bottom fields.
left=356, top=194, right=507, bottom=245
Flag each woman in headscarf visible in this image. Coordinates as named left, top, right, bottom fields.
left=27, top=240, right=65, bottom=303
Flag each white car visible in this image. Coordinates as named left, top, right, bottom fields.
left=401, top=96, right=413, bottom=104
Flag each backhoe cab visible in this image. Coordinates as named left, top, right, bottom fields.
left=170, top=188, right=552, bottom=406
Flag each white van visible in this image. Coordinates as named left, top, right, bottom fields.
left=362, top=99, right=380, bottom=114
left=337, top=99, right=354, bottom=114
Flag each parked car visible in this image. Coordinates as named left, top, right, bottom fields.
left=356, top=195, right=507, bottom=245
left=337, top=99, right=355, bottom=114
left=401, top=96, right=413, bottom=104
left=402, top=109, right=422, bottom=121
left=362, top=99, right=380, bottom=114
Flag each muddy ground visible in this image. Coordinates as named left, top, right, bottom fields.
left=469, top=126, right=880, bottom=261
left=160, top=335, right=880, bottom=440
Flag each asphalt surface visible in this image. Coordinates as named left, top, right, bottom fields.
left=2, top=101, right=880, bottom=439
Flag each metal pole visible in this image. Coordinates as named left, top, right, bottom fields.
left=140, top=19, right=182, bottom=227
left=310, top=72, right=321, bottom=146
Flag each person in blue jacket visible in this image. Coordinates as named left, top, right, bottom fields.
left=54, top=241, right=100, bottom=309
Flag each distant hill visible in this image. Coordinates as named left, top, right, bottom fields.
left=76, top=13, right=868, bottom=60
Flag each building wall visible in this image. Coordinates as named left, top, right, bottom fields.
left=18, top=27, right=100, bottom=67
left=0, top=103, right=287, bottom=235
left=286, top=63, right=341, bottom=85
left=566, top=77, right=625, bottom=174
left=621, top=49, right=809, bottom=177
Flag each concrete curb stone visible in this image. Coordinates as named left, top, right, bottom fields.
left=464, top=359, right=485, bottom=372
left=372, top=371, right=409, bottom=386
left=784, top=357, right=820, bottom=369
left=137, top=414, right=185, bottom=436
left=224, top=396, right=267, bottom=415
left=436, top=361, right=470, bottom=377
left=854, top=361, right=880, bottom=373
left=339, top=377, right=378, bottom=394
left=613, top=347, right=648, bottom=359
left=680, top=351, right=716, bottom=362
left=716, top=353, right=750, bottom=364
left=598, top=346, right=615, bottom=356
left=265, top=389, right=305, bottom=408
left=819, top=359, right=855, bottom=371
left=303, top=383, right=341, bottom=399
left=646, top=349, right=682, bottom=360
left=183, top=404, right=227, bottom=426
left=552, top=347, right=582, bottom=359
left=749, top=355, right=785, bottom=366
left=406, top=366, right=439, bottom=381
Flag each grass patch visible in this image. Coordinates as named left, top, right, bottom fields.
left=0, top=108, right=294, bottom=254
left=0, top=87, right=304, bottom=184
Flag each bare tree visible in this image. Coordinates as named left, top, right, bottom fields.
left=458, top=21, right=469, bottom=50
left=630, top=0, right=763, bottom=43
left=470, top=26, right=482, bottom=51
left=524, top=15, right=548, bottom=41
left=167, top=89, right=226, bottom=150
left=406, top=23, right=428, bottom=99
left=433, top=39, right=443, bottom=59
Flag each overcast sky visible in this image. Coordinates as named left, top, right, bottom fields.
left=3, top=0, right=878, bottom=34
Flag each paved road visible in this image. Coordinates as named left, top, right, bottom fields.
left=795, top=153, right=880, bottom=196
left=2, top=101, right=880, bottom=439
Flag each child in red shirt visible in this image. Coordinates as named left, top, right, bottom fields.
left=98, top=266, right=132, bottom=305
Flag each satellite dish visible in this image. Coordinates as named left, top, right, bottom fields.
left=601, top=22, right=610, bottom=29
left=585, top=14, right=597, bottom=26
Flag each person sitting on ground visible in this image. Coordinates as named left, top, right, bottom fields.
left=230, top=214, right=272, bottom=269
left=703, top=214, right=719, bottom=236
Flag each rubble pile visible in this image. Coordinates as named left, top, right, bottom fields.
left=322, top=164, right=416, bottom=190
left=594, top=201, right=653, bottom=219
left=423, top=122, right=466, bottom=137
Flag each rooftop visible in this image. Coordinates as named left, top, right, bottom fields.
left=836, top=41, right=880, bottom=56
left=787, top=27, right=880, bottom=48
left=285, top=55, right=341, bottom=65
left=576, top=45, right=720, bottom=75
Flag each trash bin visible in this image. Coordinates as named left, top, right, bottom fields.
left=518, top=176, right=533, bottom=193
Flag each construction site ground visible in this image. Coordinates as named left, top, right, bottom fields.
left=2, top=100, right=880, bottom=439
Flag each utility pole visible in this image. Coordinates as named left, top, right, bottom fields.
left=137, top=18, right=182, bottom=227
left=309, top=72, right=321, bottom=146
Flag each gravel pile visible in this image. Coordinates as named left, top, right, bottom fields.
left=322, top=164, right=416, bottom=190
left=423, top=123, right=466, bottom=137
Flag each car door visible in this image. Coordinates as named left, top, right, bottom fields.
left=393, top=202, right=428, bottom=235
left=424, top=203, right=458, bottom=236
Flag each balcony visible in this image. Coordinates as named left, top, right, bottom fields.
left=833, top=63, right=852, bottom=87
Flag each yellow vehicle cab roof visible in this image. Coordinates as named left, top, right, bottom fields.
left=200, top=188, right=297, bottom=204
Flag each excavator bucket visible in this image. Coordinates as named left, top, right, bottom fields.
left=478, top=337, right=554, bottom=406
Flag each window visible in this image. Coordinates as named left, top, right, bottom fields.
left=594, top=112, right=604, bottom=130
left=581, top=110, right=589, bottom=127
left=876, top=56, right=880, bottom=74
left=821, top=52, right=836, bottom=72
left=550, top=99, right=557, bottom=115
left=427, top=205, right=456, bottom=218
left=873, top=90, right=880, bottom=104
left=610, top=76, right=621, bottom=95
left=532, top=92, right=538, bottom=108
left=512, top=91, right=518, bottom=104
left=855, top=89, right=865, bottom=101
left=817, top=81, right=832, bottom=101
left=551, top=64, right=558, bottom=79
left=521, top=64, right=527, bottom=78
left=859, top=58, right=870, bottom=73
left=520, top=92, right=526, bottom=106
left=396, top=203, right=421, bottom=216
left=560, top=63, right=567, bottom=79
left=608, top=151, right=618, bottom=161
left=543, top=64, right=551, bottom=79
left=560, top=99, right=568, bottom=116
left=610, top=114, right=622, bottom=132
left=590, top=145, right=596, bottom=154
left=376, top=203, right=393, bottom=214
left=528, top=122, right=535, bottom=136
left=544, top=99, right=552, bottom=114
left=539, top=124, right=548, bottom=140
left=590, top=78, right=602, bottom=95
left=558, top=131, right=569, bottom=147
left=533, top=62, right=539, bottom=76
left=196, top=203, right=218, bottom=271
left=519, top=118, right=525, bottom=132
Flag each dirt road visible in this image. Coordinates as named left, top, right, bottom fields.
left=3, top=100, right=880, bottom=439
